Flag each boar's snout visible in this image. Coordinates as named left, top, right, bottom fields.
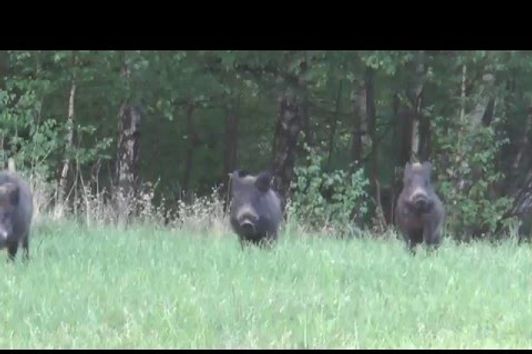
left=414, top=197, right=428, bottom=210
left=236, top=206, right=259, bottom=236
left=241, top=220, right=256, bottom=235
left=409, top=188, right=433, bottom=212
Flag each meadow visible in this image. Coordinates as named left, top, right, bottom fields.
left=0, top=219, right=530, bottom=349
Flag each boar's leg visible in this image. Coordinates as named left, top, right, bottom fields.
left=423, top=218, right=443, bottom=251
left=407, top=239, right=417, bottom=255
left=7, top=240, right=19, bottom=262
left=22, top=233, right=29, bottom=261
left=405, top=229, right=423, bottom=255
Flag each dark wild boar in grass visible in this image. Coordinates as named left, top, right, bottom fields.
left=0, top=171, right=33, bottom=261
left=395, top=162, right=445, bottom=253
left=229, top=170, right=283, bottom=248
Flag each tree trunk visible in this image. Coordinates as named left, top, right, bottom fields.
left=459, top=64, right=467, bottom=124
left=417, top=55, right=431, bottom=162
left=299, top=51, right=314, bottom=149
left=351, top=80, right=367, bottom=167
left=0, top=51, right=8, bottom=91
left=272, top=91, right=303, bottom=209
left=503, top=105, right=532, bottom=225
left=418, top=109, right=431, bottom=161
left=300, top=91, right=312, bottom=148
left=223, top=96, right=240, bottom=177
left=512, top=106, right=532, bottom=174
left=409, top=51, right=426, bottom=161
left=390, top=92, right=402, bottom=225
left=398, top=108, right=413, bottom=166
left=182, top=103, right=198, bottom=199
left=364, top=67, right=386, bottom=231
left=327, top=80, right=343, bottom=168
left=453, top=63, right=468, bottom=194
left=56, top=78, right=77, bottom=214
left=482, top=98, right=496, bottom=126
left=470, top=72, right=496, bottom=128
left=222, top=95, right=240, bottom=209
left=116, top=104, right=141, bottom=226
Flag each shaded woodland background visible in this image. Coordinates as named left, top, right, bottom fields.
left=0, top=51, right=531, bottom=240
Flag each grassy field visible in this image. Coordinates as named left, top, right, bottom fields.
left=0, top=219, right=530, bottom=349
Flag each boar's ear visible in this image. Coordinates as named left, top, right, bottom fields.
left=255, top=171, right=273, bottom=192
left=230, top=169, right=249, bottom=180
left=236, top=169, right=250, bottom=178
left=0, top=183, right=19, bottom=206
left=229, top=170, right=243, bottom=189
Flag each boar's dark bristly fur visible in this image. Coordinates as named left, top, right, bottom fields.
left=395, top=162, right=445, bottom=252
left=0, top=171, right=33, bottom=261
left=229, top=170, right=283, bottom=248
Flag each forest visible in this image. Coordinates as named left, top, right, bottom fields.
left=1, top=50, right=531, bottom=240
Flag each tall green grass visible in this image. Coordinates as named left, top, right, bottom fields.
left=0, top=220, right=530, bottom=348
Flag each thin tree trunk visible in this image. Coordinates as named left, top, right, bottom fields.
left=418, top=110, right=431, bottom=161
left=272, top=91, right=303, bottom=209
left=351, top=80, right=366, bottom=167
left=327, top=80, right=343, bottom=168
left=482, top=98, right=495, bottom=126
left=365, top=67, right=386, bottom=231
left=513, top=107, right=532, bottom=172
left=410, top=51, right=426, bottom=161
left=417, top=54, right=431, bottom=161
left=411, top=118, right=420, bottom=159
left=350, top=90, right=362, bottom=165
left=390, top=92, right=401, bottom=225
left=222, top=95, right=240, bottom=209
left=182, top=103, right=197, bottom=199
left=0, top=51, right=8, bottom=91
left=506, top=104, right=532, bottom=211
left=223, top=96, right=240, bottom=177
left=470, top=72, right=496, bottom=127
left=453, top=63, right=468, bottom=195
left=459, top=64, right=467, bottom=123
left=56, top=78, right=77, bottom=213
left=299, top=51, right=314, bottom=149
left=399, top=109, right=413, bottom=166
left=116, top=103, right=141, bottom=226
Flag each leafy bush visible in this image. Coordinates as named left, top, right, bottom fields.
left=290, top=145, right=370, bottom=237
left=434, top=117, right=513, bottom=240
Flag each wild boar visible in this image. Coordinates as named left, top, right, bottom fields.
left=0, top=171, right=33, bottom=261
left=228, top=170, right=283, bottom=247
left=395, top=162, right=445, bottom=252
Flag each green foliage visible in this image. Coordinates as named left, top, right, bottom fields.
left=290, top=145, right=370, bottom=236
left=1, top=50, right=531, bottom=240
left=434, top=116, right=513, bottom=239
left=0, top=71, right=59, bottom=179
left=0, top=51, right=114, bottom=182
